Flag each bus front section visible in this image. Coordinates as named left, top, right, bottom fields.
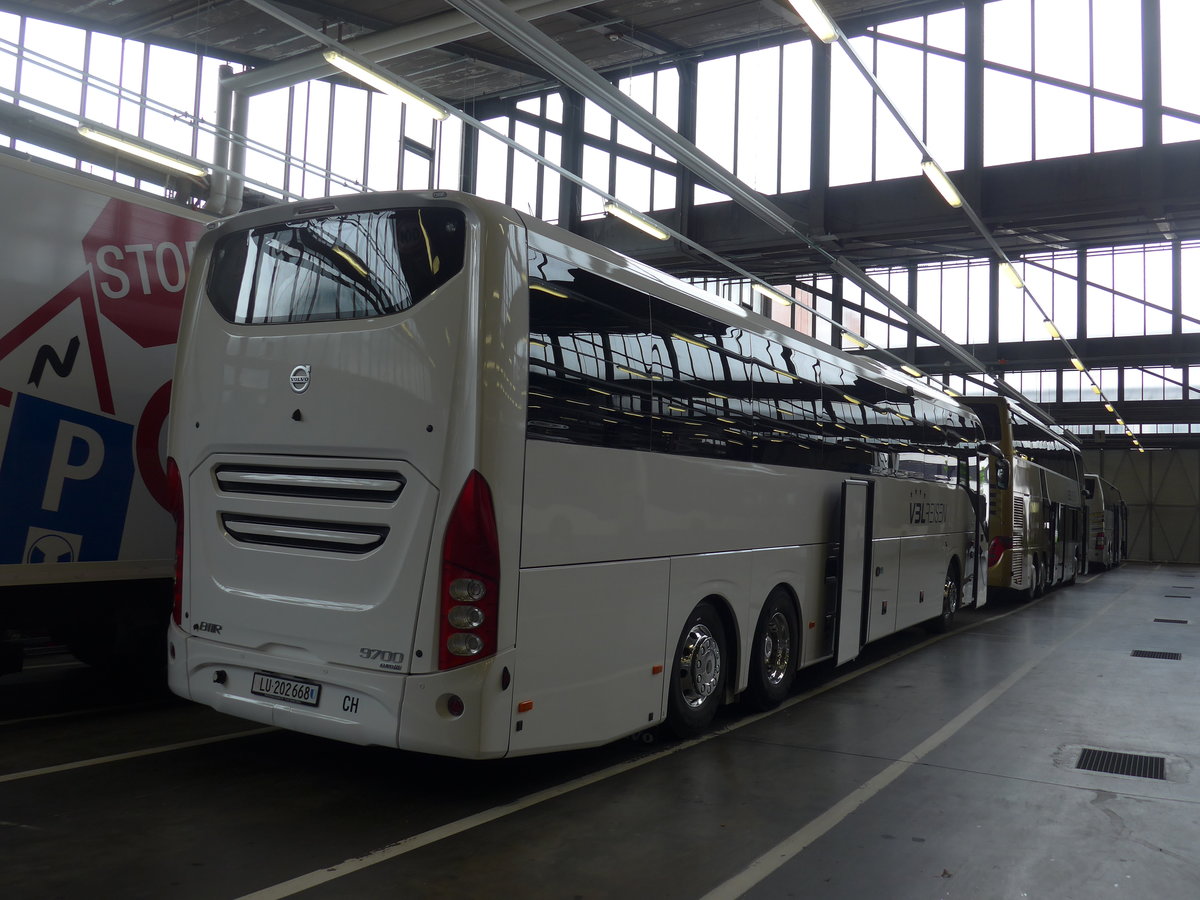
left=167, top=193, right=525, bottom=758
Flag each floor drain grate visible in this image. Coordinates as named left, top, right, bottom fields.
left=1154, top=618, right=1189, bottom=625
left=1077, top=748, right=1166, bottom=780
left=1131, top=649, right=1182, bottom=660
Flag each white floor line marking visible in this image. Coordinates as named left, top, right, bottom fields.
left=698, top=591, right=1127, bottom=900
left=234, top=595, right=1056, bottom=900
left=0, top=703, right=161, bottom=727
left=23, top=661, right=86, bottom=670
left=0, top=727, right=276, bottom=784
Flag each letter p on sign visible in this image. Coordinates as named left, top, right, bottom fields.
left=43, top=420, right=105, bottom=512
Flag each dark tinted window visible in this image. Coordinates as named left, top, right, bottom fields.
left=527, top=252, right=981, bottom=480
left=1010, top=407, right=1082, bottom=481
left=208, top=208, right=465, bottom=324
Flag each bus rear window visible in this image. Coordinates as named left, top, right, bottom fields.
left=207, top=207, right=465, bottom=324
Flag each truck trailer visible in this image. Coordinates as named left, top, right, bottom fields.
left=0, top=151, right=208, bottom=674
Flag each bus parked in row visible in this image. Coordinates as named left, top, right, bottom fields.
left=167, top=191, right=990, bottom=758
left=964, top=396, right=1085, bottom=599
left=1084, top=474, right=1126, bottom=571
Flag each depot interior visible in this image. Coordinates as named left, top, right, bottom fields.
left=5, top=0, right=1199, bottom=566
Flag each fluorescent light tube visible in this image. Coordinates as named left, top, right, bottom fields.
left=921, top=159, right=963, bottom=208
left=324, top=50, right=448, bottom=120
left=77, top=126, right=207, bottom=177
left=603, top=202, right=670, bottom=240
left=752, top=282, right=794, bottom=306
left=1000, top=261, right=1024, bottom=289
left=786, top=0, right=838, bottom=42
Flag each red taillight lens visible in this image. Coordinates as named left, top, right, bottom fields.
left=167, top=457, right=184, bottom=627
left=1095, top=532, right=1106, bottom=550
left=438, top=470, right=500, bottom=671
left=988, top=535, right=1011, bottom=568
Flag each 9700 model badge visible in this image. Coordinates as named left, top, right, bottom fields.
left=289, top=364, right=311, bottom=393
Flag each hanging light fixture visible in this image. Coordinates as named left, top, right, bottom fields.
left=921, top=159, right=964, bottom=208
left=323, top=50, right=448, bottom=120
left=786, top=0, right=839, bottom=42
left=603, top=202, right=670, bottom=240
left=77, top=126, right=208, bottom=177
left=1000, top=261, right=1024, bottom=290
left=752, top=282, right=795, bottom=306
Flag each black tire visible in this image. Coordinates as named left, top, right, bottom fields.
left=745, top=591, right=798, bottom=712
left=667, top=601, right=728, bottom=739
left=930, top=563, right=961, bottom=633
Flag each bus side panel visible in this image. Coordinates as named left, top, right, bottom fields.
left=894, top=536, right=956, bottom=632
left=865, top=538, right=901, bottom=642
left=520, top=442, right=843, bottom=569
left=509, top=560, right=669, bottom=754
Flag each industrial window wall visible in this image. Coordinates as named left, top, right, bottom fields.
left=1, top=3, right=1198, bottom=450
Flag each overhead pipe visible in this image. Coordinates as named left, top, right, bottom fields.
left=206, top=64, right=235, bottom=215
left=225, top=89, right=251, bottom=216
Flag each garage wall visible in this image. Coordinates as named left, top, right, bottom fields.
left=1083, top=450, right=1200, bottom=564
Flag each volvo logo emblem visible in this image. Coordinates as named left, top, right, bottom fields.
left=289, top=365, right=311, bottom=393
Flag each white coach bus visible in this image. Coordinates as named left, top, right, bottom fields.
left=167, top=191, right=988, bottom=758
left=1084, top=474, right=1126, bottom=571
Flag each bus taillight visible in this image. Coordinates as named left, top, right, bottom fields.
left=167, top=457, right=184, bottom=627
left=1095, top=532, right=1106, bottom=550
left=439, top=470, right=500, bottom=671
left=987, top=535, right=1011, bottom=568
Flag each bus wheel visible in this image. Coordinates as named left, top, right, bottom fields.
left=667, top=601, right=728, bottom=738
left=930, top=564, right=961, bottom=633
left=745, top=591, right=798, bottom=712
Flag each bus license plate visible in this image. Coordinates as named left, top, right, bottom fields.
left=250, top=672, right=321, bottom=707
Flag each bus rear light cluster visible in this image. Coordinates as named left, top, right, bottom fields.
left=167, top=457, right=184, bottom=627
left=1095, top=532, right=1106, bottom=550
left=438, top=471, right=499, bottom=670
left=988, top=535, right=1011, bottom=568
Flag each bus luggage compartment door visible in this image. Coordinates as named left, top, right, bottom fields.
left=836, top=479, right=874, bottom=667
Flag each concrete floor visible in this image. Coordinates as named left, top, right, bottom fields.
left=2, top=562, right=1198, bottom=899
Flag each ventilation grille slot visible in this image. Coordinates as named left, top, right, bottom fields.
left=215, top=465, right=404, bottom=503
left=1011, top=497, right=1026, bottom=582
left=1012, top=496, right=1026, bottom=538
left=1130, top=649, right=1182, bottom=660
left=1076, top=748, right=1165, bottom=780
left=222, top=514, right=388, bottom=554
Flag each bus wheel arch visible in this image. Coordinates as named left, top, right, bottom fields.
left=667, top=597, right=733, bottom=739
left=745, top=586, right=800, bottom=711
left=1030, top=555, right=1044, bottom=599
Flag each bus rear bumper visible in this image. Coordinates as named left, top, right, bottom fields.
left=168, top=625, right=516, bottom=757
left=168, top=628, right=408, bottom=748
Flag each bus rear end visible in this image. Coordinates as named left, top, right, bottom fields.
left=167, top=193, right=522, bottom=757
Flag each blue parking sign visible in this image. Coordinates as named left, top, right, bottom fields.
left=0, top=394, right=134, bottom=564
